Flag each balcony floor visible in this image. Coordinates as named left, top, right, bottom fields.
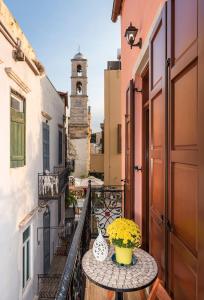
left=85, top=279, right=147, bottom=300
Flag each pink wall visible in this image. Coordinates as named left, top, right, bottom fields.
left=119, top=0, right=165, bottom=225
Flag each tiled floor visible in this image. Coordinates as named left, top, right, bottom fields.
left=38, top=239, right=71, bottom=299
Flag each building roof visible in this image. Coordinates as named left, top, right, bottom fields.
left=111, top=0, right=123, bottom=22
left=72, top=52, right=86, bottom=61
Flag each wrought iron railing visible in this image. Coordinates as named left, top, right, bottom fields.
left=91, top=185, right=123, bottom=237
left=55, top=182, right=91, bottom=300
left=38, top=166, right=69, bottom=203
left=38, top=274, right=61, bottom=299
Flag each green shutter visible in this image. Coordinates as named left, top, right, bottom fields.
left=10, top=108, right=25, bottom=168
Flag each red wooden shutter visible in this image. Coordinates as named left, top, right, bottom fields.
left=149, top=4, right=167, bottom=282
left=125, top=79, right=135, bottom=219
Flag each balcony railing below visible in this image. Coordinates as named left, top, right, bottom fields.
left=38, top=166, right=69, bottom=203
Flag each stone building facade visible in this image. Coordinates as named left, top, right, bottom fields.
left=69, top=52, right=90, bottom=177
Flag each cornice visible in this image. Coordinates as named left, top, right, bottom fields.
left=5, top=67, right=31, bottom=93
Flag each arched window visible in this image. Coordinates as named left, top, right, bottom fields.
left=77, top=65, right=82, bottom=76
left=76, top=81, right=82, bottom=95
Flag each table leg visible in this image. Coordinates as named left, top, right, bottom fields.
left=115, top=291, right=123, bottom=300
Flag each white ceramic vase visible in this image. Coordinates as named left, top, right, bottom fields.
left=92, top=230, right=108, bottom=262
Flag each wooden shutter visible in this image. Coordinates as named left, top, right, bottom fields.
left=125, top=79, right=135, bottom=219
left=43, top=123, right=50, bottom=171
left=167, top=0, right=199, bottom=298
left=149, top=4, right=167, bottom=282
left=10, top=108, right=25, bottom=168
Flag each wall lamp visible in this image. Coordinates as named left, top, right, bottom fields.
left=125, top=22, right=142, bottom=49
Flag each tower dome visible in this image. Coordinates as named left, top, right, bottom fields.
left=73, top=52, right=86, bottom=60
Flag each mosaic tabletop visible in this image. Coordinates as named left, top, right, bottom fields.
left=82, top=248, right=158, bottom=292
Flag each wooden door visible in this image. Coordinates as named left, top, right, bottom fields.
left=149, top=5, right=167, bottom=282
left=167, top=0, right=199, bottom=298
left=125, top=80, right=135, bottom=219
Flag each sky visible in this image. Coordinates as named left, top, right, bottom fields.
left=4, top=0, right=120, bottom=132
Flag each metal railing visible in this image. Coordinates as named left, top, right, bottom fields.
left=38, top=166, right=69, bottom=202
left=38, top=274, right=61, bottom=299
left=91, top=185, right=123, bottom=237
left=54, top=183, right=123, bottom=300
left=55, top=182, right=91, bottom=300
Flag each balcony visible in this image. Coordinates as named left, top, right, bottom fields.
left=37, top=183, right=150, bottom=299
left=38, top=166, right=69, bottom=205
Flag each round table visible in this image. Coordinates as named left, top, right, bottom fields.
left=82, top=248, right=158, bottom=300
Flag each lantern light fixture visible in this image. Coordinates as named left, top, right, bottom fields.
left=124, top=22, right=142, bottom=49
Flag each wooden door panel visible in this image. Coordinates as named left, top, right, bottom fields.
left=173, top=62, right=197, bottom=147
left=152, top=93, right=163, bottom=147
left=172, top=163, right=198, bottom=255
left=152, top=23, right=164, bottom=87
left=168, top=0, right=198, bottom=298
left=174, top=0, right=197, bottom=61
left=151, top=216, right=165, bottom=279
left=172, top=241, right=197, bottom=300
left=152, top=160, right=164, bottom=215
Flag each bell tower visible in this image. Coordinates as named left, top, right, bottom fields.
left=69, top=51, right=90, bottom=177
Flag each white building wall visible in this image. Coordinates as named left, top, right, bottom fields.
left=0, top=16, right=65, bottom=300
left=72, top=138, right=89, bottom=177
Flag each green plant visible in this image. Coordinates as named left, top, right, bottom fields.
left=65, top=192, right=77, bottom=208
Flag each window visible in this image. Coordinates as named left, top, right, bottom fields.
left=76, top=81, right=82, bottom=95
left=77, top=64, right=82, bottom=76
left=10, top=91, right=25, bottom=168
left=58, top=130, right=63, bottom=165
left=22, top=226, right=30, bottom=289
left=43, top=123, right=50, bottom=171
left=117, top=124, right=122, bottom=154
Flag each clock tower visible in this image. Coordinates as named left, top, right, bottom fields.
left=69, top=51, right=90, bottom=176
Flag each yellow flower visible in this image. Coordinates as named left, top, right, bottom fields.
left=106, top=218, right=141, bottom=248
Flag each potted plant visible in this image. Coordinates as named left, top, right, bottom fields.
left=65, top=191, right=77, bottom=217
left=107, top=218, right=141, bottom=265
